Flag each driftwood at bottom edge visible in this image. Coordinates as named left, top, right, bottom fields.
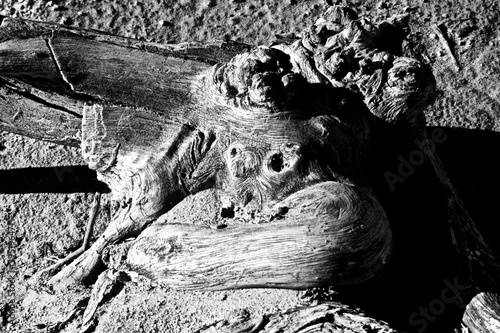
left=73, top=268, right=399, bottom=333
left=196, top=302, right=398, bottom=333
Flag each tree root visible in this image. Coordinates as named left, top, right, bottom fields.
left=31, top=193, right=101, bottom=286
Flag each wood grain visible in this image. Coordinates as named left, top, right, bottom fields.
left=3, top=6, right=500, bottom=332
left=127, top=182, right=392, bottom=289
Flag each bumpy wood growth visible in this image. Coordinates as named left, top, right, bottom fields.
left=1, top=5, right=499, bottom=333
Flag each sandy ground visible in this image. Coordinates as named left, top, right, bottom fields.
left=0, top=0, right=499, bottom=332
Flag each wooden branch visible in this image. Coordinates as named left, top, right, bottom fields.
left=0, top=15, right=247, bottom=145
left=431, top=24, right=461, bottom=72
left=36, top=192, right=101, bottom=278
left=196, top=301, right=398, bottom=332
left=0, top=77, right=83, bottom=146
left=80, top=269, right=130, bottom=333
left=2, top=5, right=500, bottom=333
left=127, top=183, right=392, bottom=289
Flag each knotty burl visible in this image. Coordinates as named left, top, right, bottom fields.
left=0, top=6, right=430, bottom=291
left=6, top=5, right=499, bottom=333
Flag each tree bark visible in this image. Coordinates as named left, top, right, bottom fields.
left=1, top=12, right=395, bottom=290
left=1, top=6, right=500, bottom=333
left=127, top=183, right=392, bottom=289
left=0, top=15, right=238, bottom=287
left=463, top=292, right=500, bottom=332
left=196, top=301, right=398, bottom=333
left=0, top=14, right=248, bottom=144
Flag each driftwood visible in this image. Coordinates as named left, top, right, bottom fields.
left=37, top=192, right=101, bottom=278
left=196, top=302, right=398, bottom=333
left=1, top=5, right=499, bottom=332
left=0, top=7, right=397, bottom=289
left=129, top=182, right=391, bottom=289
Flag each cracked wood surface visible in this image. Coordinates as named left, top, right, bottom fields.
left=1, top=5, right=500, bottom=333
left=0, top=15, right=248, bottom=146
left=1, top=9, right=397, bottom=291
left=127, top=182, right=391, bottom=289
left=196, top=302, right=398, bottom=333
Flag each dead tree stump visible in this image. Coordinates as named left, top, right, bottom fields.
left=1, top=5, right=499, bottom=333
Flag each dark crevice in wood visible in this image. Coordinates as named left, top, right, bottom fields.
left=220, top=206, right=235, bottom=218
left=0, top=77, right=82, bottom=119
left=45, top=36, right=76, bottom=92
left=178, top=174, right=191, bottom=196
left=270, top=152, right=284, bottom=172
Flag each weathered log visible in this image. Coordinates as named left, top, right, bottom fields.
left=1, top=9, right=397, bottom=290
left=0, top=15, right=248, bottom=145
left=1, top=4, right=500, bottom=333
left=122, top=5, right=434, bottom=292
left=127, top=183, right=391, bottom=289
left=0, top=15, right=241, bottom=287
left=196, top=301, right=398, bottom=333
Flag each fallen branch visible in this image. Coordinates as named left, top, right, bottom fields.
left=1, top=5, right=499, bottom=333
left=36, top=192, right=101, bottom=278
left=432, top=24, right=461, bottom=72
left=196, top=302, right=398, bottom=333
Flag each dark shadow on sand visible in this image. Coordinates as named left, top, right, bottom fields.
left=0, top=165, right=110, bottom=194
left=335, top=126, right=500, bottom=333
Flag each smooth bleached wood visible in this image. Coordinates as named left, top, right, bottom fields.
left=127, top=182, right=392, bottom=289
